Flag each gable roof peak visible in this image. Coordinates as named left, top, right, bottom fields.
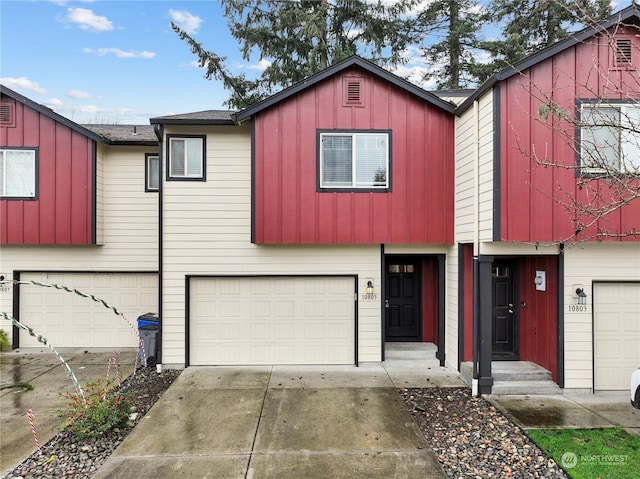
left=456, top=3, right=640, bottom=114
left=233, top=54, right=456, bottom=122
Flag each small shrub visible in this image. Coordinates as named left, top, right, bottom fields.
left=0, top=329, right=11, bottom=352
left=59, top=379, right=132, bottom=439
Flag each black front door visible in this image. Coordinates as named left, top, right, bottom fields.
left=385, top=261, right=421, bottom=341
left=492, top=261, right=518, bottom=359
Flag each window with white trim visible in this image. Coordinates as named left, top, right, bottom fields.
left=319, top=131, right=390, bottom=189
left=0, top=149, right=37, bottom=198
left=145, top=153, right=159, bottom=191
left=168, top=136, right=205, bottom=180
left=580, top=103, right=640, bottom=173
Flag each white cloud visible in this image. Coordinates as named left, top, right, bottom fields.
left=66, top=89, right=91, bottom=99
left=0, top=77, right=47, bottom=94
left=83, top=48, right=156, bottom=59
left=43, top=98, right=64, bottom=108
left=247, top=59, right=271, bottom=71
left=61, top=7, right=113, bottom=32
left=169, top=9, right=203, bottom=35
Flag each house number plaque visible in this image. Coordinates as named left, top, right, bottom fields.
left=566, top=304, right=590, bottom=313
left=361, top=293, right=378, bottom=301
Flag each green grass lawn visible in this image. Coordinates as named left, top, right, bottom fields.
left=527, top=427, right=640, bottom=479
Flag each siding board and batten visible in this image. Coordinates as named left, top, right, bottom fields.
left=499, top=27, right=640, bottom=243
left=252, top=65, right=455, bottom=245
left=1, top=90, right=95, bottom=245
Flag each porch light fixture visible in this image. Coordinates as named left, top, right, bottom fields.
left=366, top=280, right=374, bottom=294
left=576, top=288, right=587, bottom=305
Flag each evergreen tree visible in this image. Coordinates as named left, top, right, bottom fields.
left=173, top=0, right=419, bottom=109
left=484, top=0, right=611, bottom=70
left=418, top=0, right=491, bottom=89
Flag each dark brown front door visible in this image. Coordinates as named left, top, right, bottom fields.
left=492, top=261, right=518, bottom=359
left=385, top=261, right=421, bottom=341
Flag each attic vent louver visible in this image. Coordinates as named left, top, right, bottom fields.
left=0, top=102, right=15, bottom=127
left=615, top=39, right=632, bottom=64
left=343, top=77, right=365, bottom=107
left=347, top=81, right=361, bottom=102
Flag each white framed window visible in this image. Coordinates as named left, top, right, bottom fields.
left=167, top=136, right=205, bottom=180
left=145, top=153, right=159, bottom=191
left=580, top=103, right=640, bottom=174
left=0, top=149, right=37, bottom=198
left=319, top=131, right=390, bottom=189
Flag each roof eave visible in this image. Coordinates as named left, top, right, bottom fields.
left=1, top=85, right=103, bottom=142
left=149, top=118, right=235, bottom=126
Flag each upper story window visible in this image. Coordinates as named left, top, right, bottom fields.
left=579, top=103, right=640, bottom=174
left=145, top=153, right=159, bottom=192
left=167, top=135, right=205, bottom=181
left=318, top=131, right=390, bottom=191
left=0, top=148, right=37, bottom=199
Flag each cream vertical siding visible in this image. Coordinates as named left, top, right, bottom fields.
left=455, top=90, right=494, bottom=244
left=455, top=107, right=476, bottom=242
left=563, top=243, right=640, bottom=389
left=0, top=144, right=159, bottom=343
left=445, top=245, right=459, bottom=371
left=161, top=124, right=384, bottom=366
left=477, top=92, right=495, bottom=242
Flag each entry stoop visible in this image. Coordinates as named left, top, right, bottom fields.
left=460, top=361, right=561, bottom=395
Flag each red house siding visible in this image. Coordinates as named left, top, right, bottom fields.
left=253, top=66, right=454, bottom=244
left=421, top=257, right=439, bottom=343
left=518, top=256, right=558, bottom=382
left=500, top=27, right=640, bottom=243
left=1, top=95, right=94, bottom=244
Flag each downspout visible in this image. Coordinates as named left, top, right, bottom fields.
left=472, top=99, right=480, bottom=396
left=154, top=123, right=164, bottom=373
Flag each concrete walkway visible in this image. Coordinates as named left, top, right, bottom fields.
left=487, top=391, right=640, bottom=437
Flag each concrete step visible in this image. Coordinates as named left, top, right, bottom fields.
left=490, top=380, right=562, bottom=395
left=459, top=361, right=561, bottom=395
left=384, top=343, right=438, bottom=360
left=491, top=362, right=553, bottom=382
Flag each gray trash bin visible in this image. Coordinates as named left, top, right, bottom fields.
left=137, top=313, right=158, bottom=367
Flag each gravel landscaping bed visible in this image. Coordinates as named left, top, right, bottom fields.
left=400, top=387, right=569, bottom=478
left=3, top=367, right=181, bottom=479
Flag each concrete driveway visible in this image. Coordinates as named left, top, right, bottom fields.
left=0, top=348, right=137, bottom=475
left=94, top=365, right=455, bottom=478
left=2, top=343, right=461, bottom=478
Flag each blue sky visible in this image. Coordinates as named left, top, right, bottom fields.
left=0, top=0, right=459, bottom=125
left=1, top=1, right=625, bottom=125
left=0, top=0, right=254, bottom=124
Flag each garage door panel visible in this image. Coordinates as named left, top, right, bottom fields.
left=594, top=282, right=640, bottom=390
left=20, top=273, right=158, bottom=348
left=190, top=276, right=355, bottom=365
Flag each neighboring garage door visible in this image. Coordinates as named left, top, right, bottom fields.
left=19, top=272, right=158, bottom=348
left=190, top=276, right=356, bottom=365
left=593, top=282, right=640, bottom=390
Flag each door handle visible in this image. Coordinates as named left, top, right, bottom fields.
left=385, top=299, right=390, bottom=308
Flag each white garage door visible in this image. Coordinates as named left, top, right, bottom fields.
left=19, top=272, right=158, bottom=348
left=594, top=282, right=640, bottom=390
left=190, top=276, right=355, bottom=365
